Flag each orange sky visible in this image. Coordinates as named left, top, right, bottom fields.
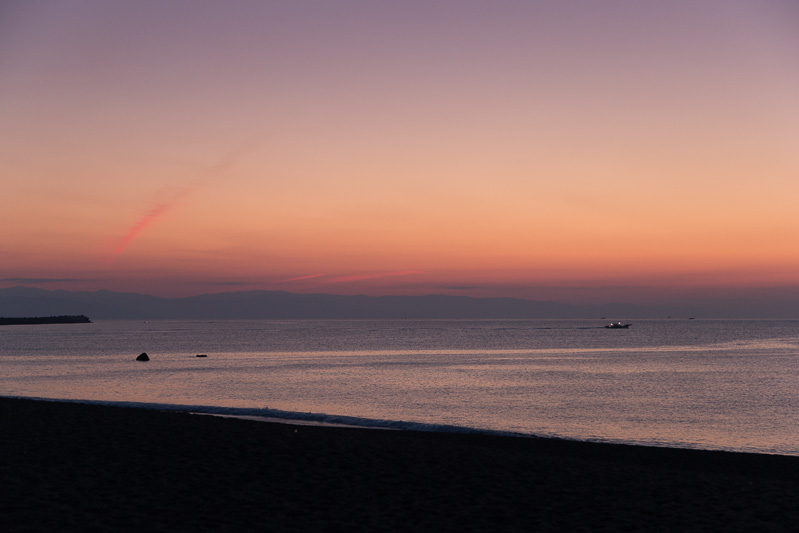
left=1, top=1, right=798, bottom=304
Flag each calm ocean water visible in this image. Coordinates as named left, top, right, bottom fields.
left=2, top=319, right=798, bottom=455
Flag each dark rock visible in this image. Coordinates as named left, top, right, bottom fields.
left=196, top=354, right=208, bottom=358
left=136, top=352, right=149, bottom=362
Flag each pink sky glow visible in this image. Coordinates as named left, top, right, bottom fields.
left=2, top=1, right=798, bottom=305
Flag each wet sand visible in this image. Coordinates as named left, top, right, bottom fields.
left=2, top=397, right=799, bottom=531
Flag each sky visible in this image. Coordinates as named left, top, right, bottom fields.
left=1, top=0, right=798, bottom=305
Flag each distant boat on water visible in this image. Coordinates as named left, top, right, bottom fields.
left=605, top=321, right=631, bottom=329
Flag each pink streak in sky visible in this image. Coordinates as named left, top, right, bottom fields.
left=275, top=274, right=326, bottom=283
left=108, top=187, right=192, bottom=262
left=328, top=270, right=424, bottom=283
left=108, top=141, right=260, bottom=262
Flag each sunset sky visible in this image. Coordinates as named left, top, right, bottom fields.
left=2, top=0, right=798, bottom=304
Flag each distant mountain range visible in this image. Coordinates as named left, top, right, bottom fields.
left=0, top=286, right=643, bottom=320
left=0, top=286, right=795, bottom=319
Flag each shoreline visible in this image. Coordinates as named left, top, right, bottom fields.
left=3, top=397, right=799, bottom=531
left=8, top=395, right=797, bottom=456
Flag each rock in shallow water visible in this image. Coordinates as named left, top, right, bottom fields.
left=136, top=352, right=149, bottom=362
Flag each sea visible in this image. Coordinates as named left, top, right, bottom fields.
left=2, top=318, right=798, bottom=456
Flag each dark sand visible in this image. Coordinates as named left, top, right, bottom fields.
left=2, top=398, right=799, bottom=531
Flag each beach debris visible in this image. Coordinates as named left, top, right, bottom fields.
left=196, top=354, right=208, bottom=358
left=136, top=352, right=150, bottom=362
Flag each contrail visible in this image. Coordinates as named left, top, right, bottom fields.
left=110, top=186, right=192, bottom=259
left=108, top=142, right=259, bottom=262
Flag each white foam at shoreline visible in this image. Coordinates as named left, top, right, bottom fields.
left=4, top=395, right=522, bottom=436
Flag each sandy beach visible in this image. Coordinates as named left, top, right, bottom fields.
left=2, top=397, right=799, bottom=531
